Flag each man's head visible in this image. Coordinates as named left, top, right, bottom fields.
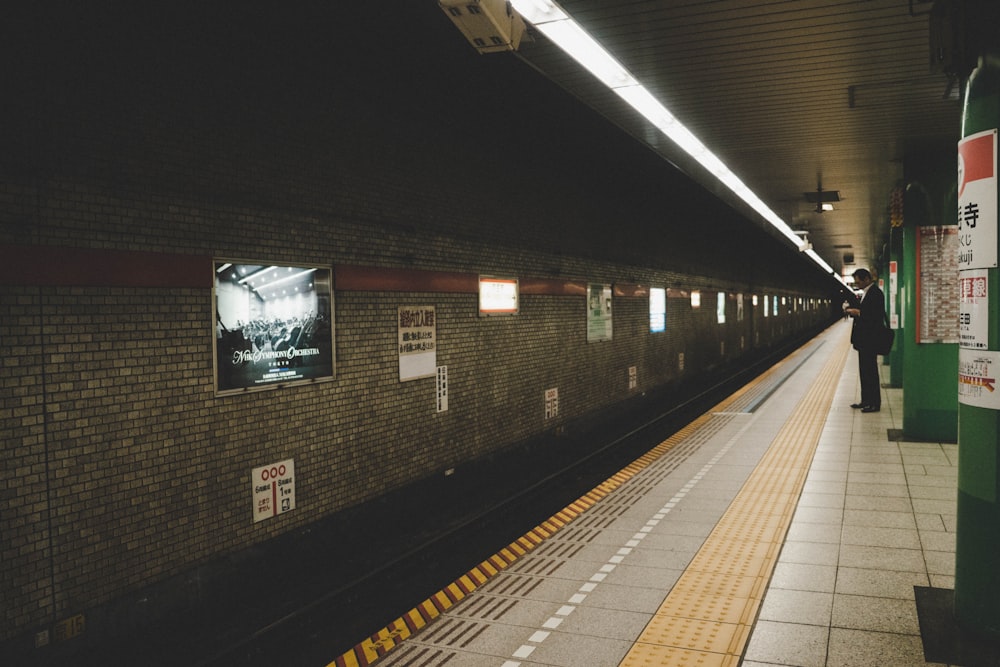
left=852, top=268, right=873, bottom=288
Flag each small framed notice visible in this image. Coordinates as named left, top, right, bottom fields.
left=479, top=276, right=518, bottom=315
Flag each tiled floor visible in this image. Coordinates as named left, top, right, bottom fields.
left=743, top=357, right=958, bottom=667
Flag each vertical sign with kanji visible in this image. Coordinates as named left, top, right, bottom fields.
left=888, top=261, right=899, bottom=329
left=960, top=270, right=989, bottom=350
left=544, top=387, right=559, bottom=419
left=957, top=129, right=999, bottom=409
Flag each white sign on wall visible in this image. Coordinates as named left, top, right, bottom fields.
left=398, top=306, right=436, bottom=381
left=957, top=129, right=998, bottom=270
left=959, top=269, right=989, bottom=350
left=544, top=387, right=559, bottom=420
left=252, top=459, right=295, bottom=523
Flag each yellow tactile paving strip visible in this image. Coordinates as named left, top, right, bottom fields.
left=329, top=337, right=844, bottom=667
left=619, top=336, right=850, bottom=667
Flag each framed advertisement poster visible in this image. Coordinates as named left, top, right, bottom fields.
left=213, top=260, right=335, bottom=395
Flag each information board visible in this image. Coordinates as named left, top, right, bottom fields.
left=917, top=226, right=960, bottom=344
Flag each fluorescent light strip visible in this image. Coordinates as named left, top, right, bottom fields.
left=511, top=0, right=830, bottom=266
left=805, top=248, right=836, bottom=275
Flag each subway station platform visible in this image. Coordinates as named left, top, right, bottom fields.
left=335, top=321, right=978, bottom=667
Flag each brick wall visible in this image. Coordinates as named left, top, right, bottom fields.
left=0, top=255, right=831, bottom=644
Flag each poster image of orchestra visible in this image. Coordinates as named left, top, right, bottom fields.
left=213, top=261, right=335, bottom=394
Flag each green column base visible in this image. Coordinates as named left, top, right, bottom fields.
left=903, top=409, right=957, bottom=442
left=955, top=489, right=1000, bottom=638
left=955, top=405, right=1000, bottom=637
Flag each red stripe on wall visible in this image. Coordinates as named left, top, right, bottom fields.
left=0, top=245, right=211, bottom=288
left=0, top=246, right=654, bottom=298
left=520, top=277, right=587, bottom=296
left=613, top=283, right=649, bottom=297
left=334, top=265, right=477, bottom=293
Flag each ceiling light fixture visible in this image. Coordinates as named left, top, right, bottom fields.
left=509, top=0, right=840, bottom=280
left=805, top=186, right=840, bottom=214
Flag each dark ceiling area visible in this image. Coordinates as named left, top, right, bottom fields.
left=435, top=0, right=1000, bottom=279
left=5, top=1, right=996, bottom=289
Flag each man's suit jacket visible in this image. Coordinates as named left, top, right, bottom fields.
left=851, top=284, right=885, bottom=350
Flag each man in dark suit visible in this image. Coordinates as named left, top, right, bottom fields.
left=845, top=268, right=884, bottom=412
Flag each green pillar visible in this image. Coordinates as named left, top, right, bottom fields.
left=955, top=52, right=1000, bottom=637
left=900, top=163, right=959, bottom=442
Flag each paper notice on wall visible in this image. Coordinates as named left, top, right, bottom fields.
left=399, top=306, right=436, bottom=381
left=959, top=349, right=1000, bottom=410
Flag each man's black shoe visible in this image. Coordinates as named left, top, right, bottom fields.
left=850, top=403, right=865, bottom=409
left=861, top=406, right=880, bottom=413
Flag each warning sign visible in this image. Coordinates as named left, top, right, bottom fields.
left=252, top=459, right=296, bottom=523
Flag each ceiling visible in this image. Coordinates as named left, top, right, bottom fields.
left=448, top=0, right=965, bottom=279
